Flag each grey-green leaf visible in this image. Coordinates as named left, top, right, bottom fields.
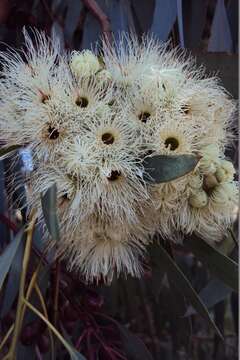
left=185, top=279, right=232, bottom=317
left=70, top=348, right=86, bottom=360
left=150, top=243, right=223, bottom=339
left=143, top=154, right=199, bottom=183
left=186, top=236, right=238, bottom=292
left=0, top=228, right=24, bottom=290
left=60, top=326, right=86, bottom=360
left=1, top=237, right=24, bottom=317
left=116, top=323, right=153, bottom=360
left=41, top=183, right=60, bottom=242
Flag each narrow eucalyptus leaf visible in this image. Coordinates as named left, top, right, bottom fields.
left=0, top=228, right=24, bottom=290
left=185, top=279, right=232, bottom=317
left=116, top=323, right=153, bottom=360
left=150, top=243, right=223, bottom=339
left=143, top=154, right=199, bottom=183
left=41, top=183, right=60, bottom=241
left=0, top=144, right=22, bottom=159
left=17, top=343, right=35, bottom=360
left=1, top=238, right=24, bottom=317
left=186, top=236, right=238, bottom=292
left=70, top=349, right=86, bottom=360
left=214, top=229, right=237, bottom=255
left=60, top=326, right=86, bottom=360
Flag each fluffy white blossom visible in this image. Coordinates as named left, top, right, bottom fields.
left=0, top=29, right=237, bottom=281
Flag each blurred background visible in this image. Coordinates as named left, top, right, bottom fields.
left=0, top=1, right=238, bottom=359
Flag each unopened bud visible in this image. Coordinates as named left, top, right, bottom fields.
left=189, top=190, right=208, bottom=208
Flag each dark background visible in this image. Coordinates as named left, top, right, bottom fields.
left=0, top=1, right=238, bottom=359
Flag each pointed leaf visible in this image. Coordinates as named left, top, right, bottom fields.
left=60, top=327, right=86, bottom=360
left=151, top=0, right=177, bottom=41
left=208, top=0, right=233, bottom=52
left=64, top=0, right=83, bottom=44
left=0, top=228, right=24, bottom=290
left=149, top=243, right=223, bottom=339
left=214, top=229, right=236, bottom=256
left=1, top=237, right=24, bottom=317
left=181, top=0, right=208, bottom=48
left=116, top=323, right=153, bottom=360
left=177, top=0, right=185, bottom=47
left=185, top=279, right=232, bottom=317
left=41, top=183, right=60, bottom=242
left=186, top=236, right=238, bottom=292
left=69, top=347, right=86, bottom=360
left=143, top=154, right=199, bottom=183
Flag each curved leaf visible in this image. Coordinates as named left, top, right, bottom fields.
left=208, top=0, right=233, bottom=52
left=177, top=0, right=185, bottom=47
left=1, top=238, right=24, bottom=317
left=186, top=236, right=238, bottom=292
left=149, top=243, right=223, bottom=339
left=41, top=183, right=60, bottom=242
left=185, top=279, right=232, bottom=317
left=151, top=0, right=177, bottom=41
left=143, top=154, right=199, bottom=183
left=116, top=323, right=153, bottom=360
left=215, top=229, right=237, bottom=255
left=0, top=228, right=24, bottom=290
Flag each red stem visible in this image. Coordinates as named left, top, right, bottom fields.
left=81, top=0, right=113, bottom=43
left=0, top=213, right=18, bottom=233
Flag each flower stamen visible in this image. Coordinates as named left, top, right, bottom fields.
left=101, top=132, right=115, bottom=145
left=107, top=170, right=121, bottom=181
left=48, top=126, right=59, bottom=140
left=138, top=111, right=151, bottom=123
left=75, top=96, right=89, bottom=108
left=164, top=137, right=179, bottom=151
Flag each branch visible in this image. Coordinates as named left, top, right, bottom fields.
left=81, top=0, right=112, bottom=43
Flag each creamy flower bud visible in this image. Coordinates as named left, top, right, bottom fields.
left=188, top=174, right=203, bottom=189
left=189, top=190, right=208, bottom=208
left=200, top=144, right=219, bottom=158
left=70, top=50, right=101, bottom=77
left=199, top=155, right=219, bottom=174
left=215, top=160, right=235, bottom=183
left=203, top=173, right=219, bottom=190
left=96, top=69, right=112, bottom=83
left=210, top=182, right=237, bottom=205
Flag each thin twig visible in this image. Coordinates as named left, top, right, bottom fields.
left=6, top=212, right=36, bottom=359
left=34, top=283, right=55, bottom=360
left=53, top=258, right=61, bottom=328
left=23, top=299, right=77, bottom=357
left=81, top=0, right=113, bottom=43
left=0, top=324, right=14, bottom=354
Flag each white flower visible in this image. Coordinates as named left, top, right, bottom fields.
left=0, top=29, right=237, bottom=281
left=70, top=50, right=101, bottom=77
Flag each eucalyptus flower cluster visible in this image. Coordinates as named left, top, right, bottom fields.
left=0, top=30, right=237, bottom=282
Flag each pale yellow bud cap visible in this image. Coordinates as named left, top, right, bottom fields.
left=199, top=155, right=219, bottom=174
left=215, top=160, right=235, bottom=183
left=189, top=190, right=208, bottom=208
left=188, top=174, right=203, bottom=189
left=70, top=50, right=101, bottom=77
left=200, top=144, right=219, bottom=158
left=211, top=182, right=237, bottom=205
left=96, top=69, right=112, bottom=83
